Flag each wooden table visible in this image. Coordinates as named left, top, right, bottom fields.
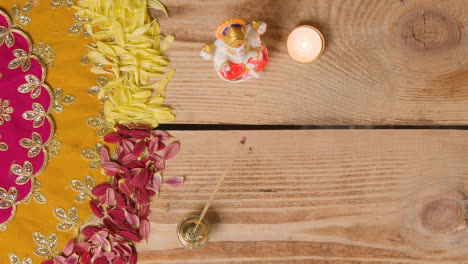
left=139, top=0, right=468, bottom=263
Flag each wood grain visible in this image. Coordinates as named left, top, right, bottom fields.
left=151, top=0, right=468, bottom=125
left=137, top=130, right=468, bottom=263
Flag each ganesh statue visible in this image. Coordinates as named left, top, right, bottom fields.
left=200, top=18, right=269, bottom=83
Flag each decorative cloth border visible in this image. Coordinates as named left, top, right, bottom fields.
left=0, top=9, right=55, bottom=230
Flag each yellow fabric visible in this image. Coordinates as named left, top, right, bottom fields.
left=0, top=1, right=106, bottom=262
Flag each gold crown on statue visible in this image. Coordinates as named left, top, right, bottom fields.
left=216, top=18, right=247, bottom=47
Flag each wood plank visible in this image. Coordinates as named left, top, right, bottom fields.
left=137, top=130, right=468, bottom=263
left=153, top=0, right=468, bottom=125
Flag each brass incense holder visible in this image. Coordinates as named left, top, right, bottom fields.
left=177, top=213, right=211, bottom=249
left=176, top=137, right=246, bottom=250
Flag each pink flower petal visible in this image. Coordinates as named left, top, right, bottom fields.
left=129, top=247, right=137, bottom=264
left=150, top=154, right=165, bottom=170
left=101, top=162, right=121, bottom=176
left=164, top=177, right=184, bottom=188
left=79, top=251, right=91, bottom=263
left=121, top=139, right=134, bottom=154
left=90, top=200, right=104, bottom=218
left=99, top=147, right=110, bottom=162
left=114, top=192, right=126, bottom=207
left=96, top=256, right=107, bottom=264
left=112, top=258, right=126, bottom=264
left=82, top=226, right=100, bottom=238
left=92, top=183, right=111, bottom=197
left=75, top=242, right=91, bottom=252
left=129, top=130, right=150, bottom=139
left=132, top=140, right=146, bottom=157
left=139, top=219, right=150, bottom=241
left=119, top=242, right=133, bottom=255
left=118, top=179, right=133, bottom=197
left=107, top=209, right=126, bottom=221
left=157, top=142, right=166, bottom=151
left=119, top=230, right=140, bottom=242
left=54, top=256, right=66, bottom=264
left=125, top=210, right=140, bottom=228
left=135, top=187, right=149, bottom=204
left=150, top=172, right=162, bottom=193
left=137, top=204, right=149, bottom=219
left=148, top=137, right=159, bottom=154
left=65, top=255, right=78, bottom=264
left=152, top=130, right=170, bottom=141
left=92, top=231, right=111, bottom=252
left=103, top=133, right=121, bottom=143
left=120, top=153, right=137, bottom=164
left=119, top=167, right=132, bottom=180
left=131, top=168, right=148, bottom=188
left=102, top=251, right=116, bottom=260
left=63, top=239, right=75, bottom=256
left=104, top=188, right=116, bottom=206
left=42, top=260, right=55, bottom=264
left=163, top=142, right=179, bottom=160
left=103, top=218, right=117, bottom=234
left=116, top=125, right=131, bottom=135
left=127, top=161, right=144, bottom=169
left=116, top=146, right=124, bottom=156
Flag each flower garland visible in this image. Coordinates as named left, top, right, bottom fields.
left=42, top=126, right=182, bottom=264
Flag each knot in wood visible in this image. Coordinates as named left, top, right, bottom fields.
left=421, top=199, right=466, bottom=233
left=398, top=9, right=460, bottom=55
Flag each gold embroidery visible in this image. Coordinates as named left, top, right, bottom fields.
left=68, top=13, right=90, bottom=38
left=32, top=232, right=59, bottom=259
left=8, top=48, right=32, bottom=72
left=31, top=180, right=46, bottom=204
left=0, top=98, right=14, bottom=125
left=50, top=0, right=74, bottom=8
left=11, top=0, right=34, bottom=26
left=22, top=103, right=46, bottom=128
left=70, top=175, right=95, bottom=202
left=46, top=135, right=61, bottom=158
left=81, top=143, right=103, bottom=170
left=0, top=25, right=15, bottom=47
left=87, top=76, right=109, bottom=99
left=80, top=54, right=91, bottom=65
left=87, top=110, right=112, bottom=137
left=8, top=252, right=32, bottom=264
left=19, top=132, right=44, bottom=158
left=51, top=88, right=75, bottom=113
left=32, top=42, right=55, bottom=69
left=0, top=135, right=7, bottom=151
left=0, top=187, right=17, bottom=209
left=18, top=75, right=45, bottom=99
left=53, top=206, right=82, bottom=236
left=10, top=161, right=33, bottom=185
left=0, top=10, right=69, bottom=231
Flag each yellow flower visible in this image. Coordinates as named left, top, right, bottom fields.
left=74, top=0, right=175, bottom=128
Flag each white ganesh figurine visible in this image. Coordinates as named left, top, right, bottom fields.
left=200, top=18, right=268, bottom=83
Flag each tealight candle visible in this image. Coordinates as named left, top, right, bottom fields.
left=287, top=25, right=325, bottom=63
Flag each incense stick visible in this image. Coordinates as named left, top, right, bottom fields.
left=194, top=136, right=247, bottom=232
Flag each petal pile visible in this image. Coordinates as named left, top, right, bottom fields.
left=74, top=0, right=175, bottom=127
left=42, top=126, right=182, bottom=264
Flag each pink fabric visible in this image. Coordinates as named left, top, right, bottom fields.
left=0, top=11, right=53, bottom=224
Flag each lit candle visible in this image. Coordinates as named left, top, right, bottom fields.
left=287, top=25, right=325, bottom=63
